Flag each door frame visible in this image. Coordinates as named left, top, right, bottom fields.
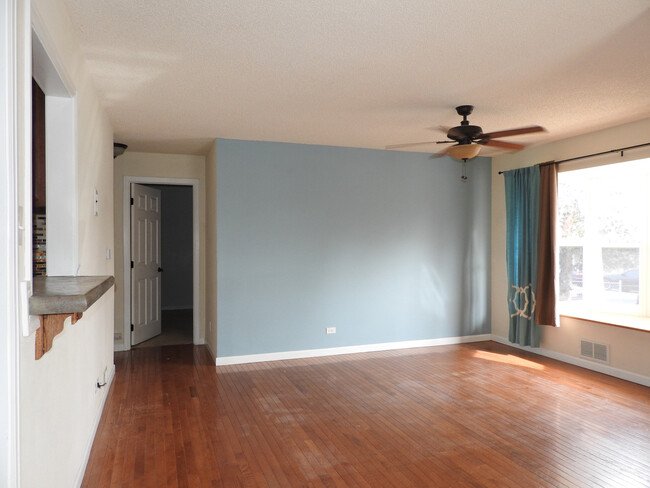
left=1, top=0, right=20, bottom=484
left=122, top=176, right=200, bottom=349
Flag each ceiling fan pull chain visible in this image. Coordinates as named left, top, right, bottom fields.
left=461, top=159, right=468, bottom=181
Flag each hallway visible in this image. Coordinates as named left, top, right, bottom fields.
left=133, top=309, right=193, bottom=348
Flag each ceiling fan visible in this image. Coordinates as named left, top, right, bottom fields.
left=386, top=105, right=545, bottom=179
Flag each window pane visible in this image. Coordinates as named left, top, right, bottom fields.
left=592, top=177, right=643, bottom=244
left=559, top=246, right=583, bottom=302
left=558, top=181, right=585, bottom=240
left=601, top=247, right=639, bottom=306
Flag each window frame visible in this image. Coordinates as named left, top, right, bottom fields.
left=556, top=153, right=650, bottom=332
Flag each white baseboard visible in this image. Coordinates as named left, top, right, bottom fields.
left=490, top=335, right=650, bottom=387
left=215, top=334, right=492, bottom=366
left=73, top=363, right=116, bottom=488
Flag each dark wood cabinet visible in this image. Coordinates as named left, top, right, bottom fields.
left=32, top=78, right=46, bottom=211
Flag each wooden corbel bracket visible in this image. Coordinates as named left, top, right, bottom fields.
left=35, top=312, right=83, bottom=360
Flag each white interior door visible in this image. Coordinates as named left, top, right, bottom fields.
left=131, top=183, right=162, bottom=345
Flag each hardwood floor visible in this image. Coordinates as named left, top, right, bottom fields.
left=82, top=342, right=650, bottom=487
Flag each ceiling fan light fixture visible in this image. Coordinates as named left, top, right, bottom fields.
left=113, top=142, right=128, bottom=159
left=447, top=142, right=481, bottom=160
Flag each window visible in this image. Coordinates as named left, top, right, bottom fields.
left=557, top=157, right=649, bottom=327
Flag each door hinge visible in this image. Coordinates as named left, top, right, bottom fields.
left=130, top=197, right=134, bottom=205
left=131, top=324, right=134, bottom=332
left=130, top=260, right=134, bottom=268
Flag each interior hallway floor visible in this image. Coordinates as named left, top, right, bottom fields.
left=133, top=309, right=193, bottom=348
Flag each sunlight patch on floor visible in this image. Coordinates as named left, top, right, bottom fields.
left=473, top=350, right=546, bottom=370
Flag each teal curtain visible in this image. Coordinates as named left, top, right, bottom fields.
left=504, top=166, right=541, bottom=347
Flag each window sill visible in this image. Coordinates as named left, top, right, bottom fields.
left=559, top=306, right=650, bottom=333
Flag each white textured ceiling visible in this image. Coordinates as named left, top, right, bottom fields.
left=61, top=0, right=650, bottom=156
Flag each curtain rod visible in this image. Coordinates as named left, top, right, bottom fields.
left=497, top=141, right=650, bottom=175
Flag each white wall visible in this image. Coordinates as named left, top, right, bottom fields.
left=17, top=0, right=115, bottom=487
left=32, top=27, right=79, bottom=276
left=205, top=141, right=217, bottom=359
left=492, top=117, right=650, bottom=381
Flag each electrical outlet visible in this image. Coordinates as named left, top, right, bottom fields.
left=114, top=332, right=123, bottom=342
left=326, top=327, right=336, bottom=335
left=96, top=366, right=108, bottom=393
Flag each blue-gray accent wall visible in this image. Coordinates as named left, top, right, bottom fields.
left=216, top=139, right=491, bottom=357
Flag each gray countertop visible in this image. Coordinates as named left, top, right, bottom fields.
left=29, top=275, right=115, bottom=315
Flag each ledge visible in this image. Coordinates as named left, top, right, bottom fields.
left=29, top=276, right=115, bottom=359
left=558, top=302, right=650, bottom=333
left=560, top=312, right=650, bottom=333
left=29, top=275, right=115, bottom=315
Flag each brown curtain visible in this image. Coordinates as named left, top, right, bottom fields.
left=535, top=163, right=558, bottom=326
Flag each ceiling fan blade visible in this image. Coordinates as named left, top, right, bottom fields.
left=479, top=139, right=526, bottom=151
left=385, top=141, right=437, bottom=150
left=478, top=125, right=545, bottom=140
left=430, top=146, right=453, bottom=158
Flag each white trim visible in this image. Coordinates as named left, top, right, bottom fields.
left=191, top=182, right=200, bottom=345
left=215, top=334, right=492, bottom=366
left=0, top=1, right=20, bottom=485
left=122, top=176, right=201, bottom=350
left=72, top=364, right=115, bottom=488
left=490, top=335, right=650, bottom=387
left=18, top=0, right=31, bottom=287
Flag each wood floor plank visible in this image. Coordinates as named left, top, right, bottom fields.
left=82, top=341, right=650, bottom=487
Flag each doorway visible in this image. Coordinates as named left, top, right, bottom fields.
left=122, top=177, right=200, bottom=349
left=134, top=184, right=193, bottom=348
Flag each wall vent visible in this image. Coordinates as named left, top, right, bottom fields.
left=580, top=339, right=609, bottom=363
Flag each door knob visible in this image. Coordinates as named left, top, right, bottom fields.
left=158, top=267, right=163, bottom=272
